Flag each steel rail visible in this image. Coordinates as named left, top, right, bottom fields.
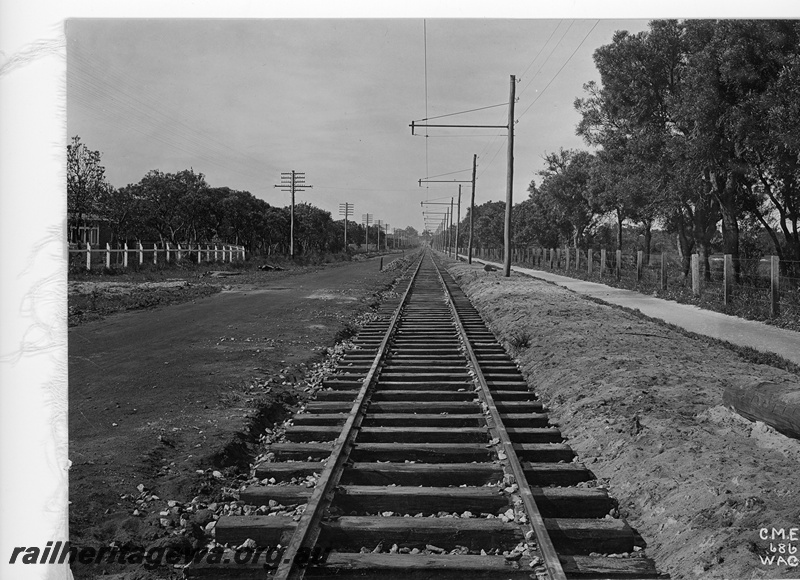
left=273, top=254, right=425, bottom=580
left=432, top=255, right=568, bottom=580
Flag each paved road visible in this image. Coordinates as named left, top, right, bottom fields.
left=465, top=256, right=800, bottom=366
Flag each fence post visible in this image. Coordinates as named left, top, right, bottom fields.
left=197, top=244, right=202, bottom=265
left=600, top=249, right=606, bottom=278
left=660, top=252, right=666, bottom=291
left=565, top=247, right=570, bottom=271
left=616, top=250, right=622, bottom=280
left=636, top=250, right=643, bottom=282
left=166, top=242, right=171, bottom=263
left=550, top=248, right=555, bottom=270
left=588, top=249, right=593, bottom=276
left=575, top=248, right=580, bottom=271
left=123, top=242, right=128, bottom=268
left=138, top=242, right=144, bottom=265
left=770, top=255, right=780, bottom=317
left=691, top=254, right=700, bottom=297
left=86, top=242, right=91, bottom=271
left=177, top=243, right=182, bottom=261
left=105, top=243, right=111, bottom=269
left=153, top=242, right=158, bottom=265
left=724, top=254, right=733, bottom=305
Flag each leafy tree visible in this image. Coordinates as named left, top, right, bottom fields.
left=128, top=168, right=210, bottom=244
left=459, top=201, right=505, bottom=250
left=532, top=149, right=603, bottom=249
left=67, top=136, right=110, bottom=242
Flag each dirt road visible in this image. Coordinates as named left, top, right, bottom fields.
left=68, top=254, right=408, bottom=578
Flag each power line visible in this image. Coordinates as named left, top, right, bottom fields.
left=517, top=20, right=600, bottom=121
left=518, top=20, right=575, bottom=99
left=70, top=50, right=266, bottom=169
left=517, top=20, right=564, bottom=97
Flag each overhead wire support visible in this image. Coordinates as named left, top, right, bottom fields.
left=417, top=102, right=508, bottom=122
left=409, top=75, right=517, bottom=276
left=418, top=178, right=471, bottom=186
left=411, top=122, right=508, bottom=134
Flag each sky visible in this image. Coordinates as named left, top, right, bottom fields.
left=66, top=18, right=653, bottom=234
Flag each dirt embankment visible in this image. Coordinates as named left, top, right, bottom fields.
left=448, top=261, right=800, bottom=580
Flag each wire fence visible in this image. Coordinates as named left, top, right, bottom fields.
left=466, top=246, right=800, bottom=331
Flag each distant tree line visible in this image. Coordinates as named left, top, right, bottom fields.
left=459, top=20, right=800, bottom=278
left=67, top=136, right=419, bottom=256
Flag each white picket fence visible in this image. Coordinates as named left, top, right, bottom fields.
left=69, top=242, right=245, bottom=270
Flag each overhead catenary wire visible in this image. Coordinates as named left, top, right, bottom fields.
left=470, top=22, right=572, bottom=171
left=475, top=20, right=598, bottom=182
left=518, top=19, right=564, bottom=86
left=518, top=20, right=574, bottom=99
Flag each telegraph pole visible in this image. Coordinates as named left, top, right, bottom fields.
left=376, top=219, right=383, bottom=251
left=469, top=153, right=477, bottom=264
left=504, top=75, right=516, bottom=277
left=274, top=170, right=313, bottom=259
left=362, top=214, right=372, bottom=251
left=339, top=203, right=353, bottom=250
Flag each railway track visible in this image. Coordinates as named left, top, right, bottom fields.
left=187, top=250, right=667, bottom=579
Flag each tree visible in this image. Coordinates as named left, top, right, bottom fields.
left=532, top=149, right=603, bottom=249
left=574, top=21, right=724, bottom=276
left=131, top=169, right=210, bottom=244
left=459, top=201, right=505, bottom=251
left=67, top=136, right=110, bottom=243
left=96, top=184, right=146, bottom=245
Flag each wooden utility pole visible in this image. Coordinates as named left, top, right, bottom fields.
left=468, top=153, right=477, bottom=264
left=504, top=75, right=516, bottom=277
left=456, top=185, right=462, bottom=259
left=362, top=213, right=373, bottom=251
left=274, top=170, right=312, bottom=259
left=449, top=197, right=454, bottom=257
left=339, top=203, right=353, bottom=250
left=410, top=78, right=515, bottom=274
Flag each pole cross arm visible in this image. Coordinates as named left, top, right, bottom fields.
left=418, top=179, right=471, bottom=186
left=411, top=120, right=508, bottom=135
